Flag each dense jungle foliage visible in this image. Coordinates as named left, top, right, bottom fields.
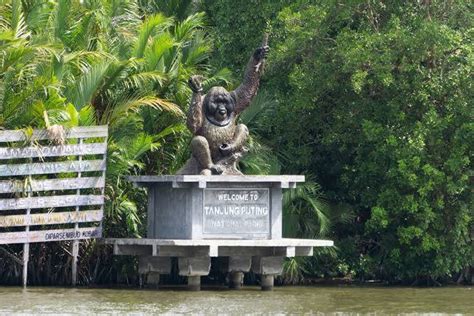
left=0, top=0, right=472, bottom=285
left=205, top=0, right=473, bottom=284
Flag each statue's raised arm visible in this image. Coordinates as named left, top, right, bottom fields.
left=232, top=34, right=269, bottom=114
left=186, top=75, right=204, bottom=134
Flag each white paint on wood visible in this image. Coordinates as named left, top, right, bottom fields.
left=0, top=126, right=108, bottom=142
left=0, top=126, right=107, bottom=258
left=0, top=159, right=105, bottom=176
left=0, top=210, right=103, bottom=227
left=0, top=143, right=106, bottom=159
left=0, top=195, right=104, bottom=211
left=0, top=177, right=105, bottom=193
left=0, top=227, right=102, bottom=245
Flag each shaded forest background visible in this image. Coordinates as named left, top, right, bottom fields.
left=0, top=0, right=472, bottom=286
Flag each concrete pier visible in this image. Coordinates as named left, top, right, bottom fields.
left=104, top=175, right=334, bottom=290
left=229, top=271, right=244, bottom=289
left=187, top=276, right=201, bottom=291
left=105, top=238, right=333, bottom=290
left=128, top=175, right=305, bottom=240
left=260, top=274, right=275, bottom=291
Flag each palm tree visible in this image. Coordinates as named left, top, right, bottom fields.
left=0, top=0, right=230, bottom=285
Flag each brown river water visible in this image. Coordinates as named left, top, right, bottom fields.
left=0, top=286, right=472, bottom=315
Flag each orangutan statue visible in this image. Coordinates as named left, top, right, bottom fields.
left=177, top=37, right=269, bottom=175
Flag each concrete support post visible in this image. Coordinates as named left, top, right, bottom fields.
left=138, top=256, right=171, bottom=288
left=178, top=257, right=211, bottom=291
left=71, top=240, right=79, bottom=286
left=219, top=256, right=251, bottom=289
left=229, top=271, right=244, bottom=289
left=251, top=256, right=284, bottom=275
left=147, top=272, right=160, bottom=287
left=187, top=275, right=201, bottom=291
left=260, top=274, right=274, bottom=291
left=252, top=256, right=284, bottom=291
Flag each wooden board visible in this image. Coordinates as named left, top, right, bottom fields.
left=0, top=126, right=107, bottom=250
left=0, top=126, right=108, bottom=142
left=0, top=177, right=105, bottom=194
left=0, top=210, right=103, bottom=227
left=0, top=227, right=102, bottom=244
left=0, top=143, right=107, bottom=159
left=0, top=195, right=104, bottom=211
left=0, top=159, right=105, bottom=176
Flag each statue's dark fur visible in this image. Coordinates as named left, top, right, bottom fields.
left=178, top=44, right=269, bottom=175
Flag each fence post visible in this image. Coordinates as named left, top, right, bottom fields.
left=71, top=137, right=83, bottom=286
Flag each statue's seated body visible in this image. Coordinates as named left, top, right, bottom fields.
left=178, top=43, right=269, bottom=175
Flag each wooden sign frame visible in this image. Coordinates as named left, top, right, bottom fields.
left=0, top=125, right=108, bottom=286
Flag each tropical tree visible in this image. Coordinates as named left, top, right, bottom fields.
left=0, top=0, right=229, bottom=285
left=204, top=0, right=473, bottom=284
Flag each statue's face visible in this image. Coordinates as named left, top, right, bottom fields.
left=204, top=87, right=235, bottom=126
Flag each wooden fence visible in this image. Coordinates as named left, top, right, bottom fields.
left=0, top=125, right=107, bottom=286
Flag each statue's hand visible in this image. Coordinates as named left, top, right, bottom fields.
left=219, top=143, right=234, bottom=156
left=188, top=75, right=203, bottom=93
left=253, top=45, right=270, bottom=61
left=210, top=164, right=223, bottom=175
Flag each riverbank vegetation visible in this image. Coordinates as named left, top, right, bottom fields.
left=0, top=0, right=472, bottom=286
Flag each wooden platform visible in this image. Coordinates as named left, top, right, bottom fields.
left=104, top=176, right=334, bottom=290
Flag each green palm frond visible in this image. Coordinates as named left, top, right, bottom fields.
left=10, top=0, right=30, bottom=40
left=112, top=197, right=141, bottom=237
left=133, top=13, right=173, bottom=58
left=153, top=123, right=187, bottom=142
left=282, top=257, right=306, bottom=284
left=122, top=132, right=156, bottom=161
left=51, top=50, right=112, bottom=82
left=144, top=32, right=175, bottom=70
left=174, top=12, right=205, bottom=43
left=183, top=30, right=211, bottom=67
left=239, top=89, right=274, bottom=128
left=103, top=94, right=183, bottom=126
left=141, top=0, right=196, bottom=21
left=201, top=68, right=233, bottom=91
left=328, top=202, right=357, bottom=226
left=240, top=135, right=281, bottom=175
left=67, top=61, right=110, bottom=109
left=22, top=0, right=52, bottom=33
left=53, top=0, right=69, bottom=42
left=109, top=114, right=143, bottom=140
left=283, top=180, right=330, bottom=237
left=67, top=60, right=129, bottom=110
left=122, top=71, right=167, bottom=90
left=78, top=104, right=97, bottom=126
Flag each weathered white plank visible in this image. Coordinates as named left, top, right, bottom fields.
left=0, top=126, right=108, bottom=142
left=0, top=143, right=106, bottom=159
left=0, top=177, right=105, bottom=194
left=0, top=227, right=102, bottom=244
left=0, top=159, right=105, bottom=176
left=0, top=195, right=104, bottom=211
left=0, top=210, right=103, bottom=227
